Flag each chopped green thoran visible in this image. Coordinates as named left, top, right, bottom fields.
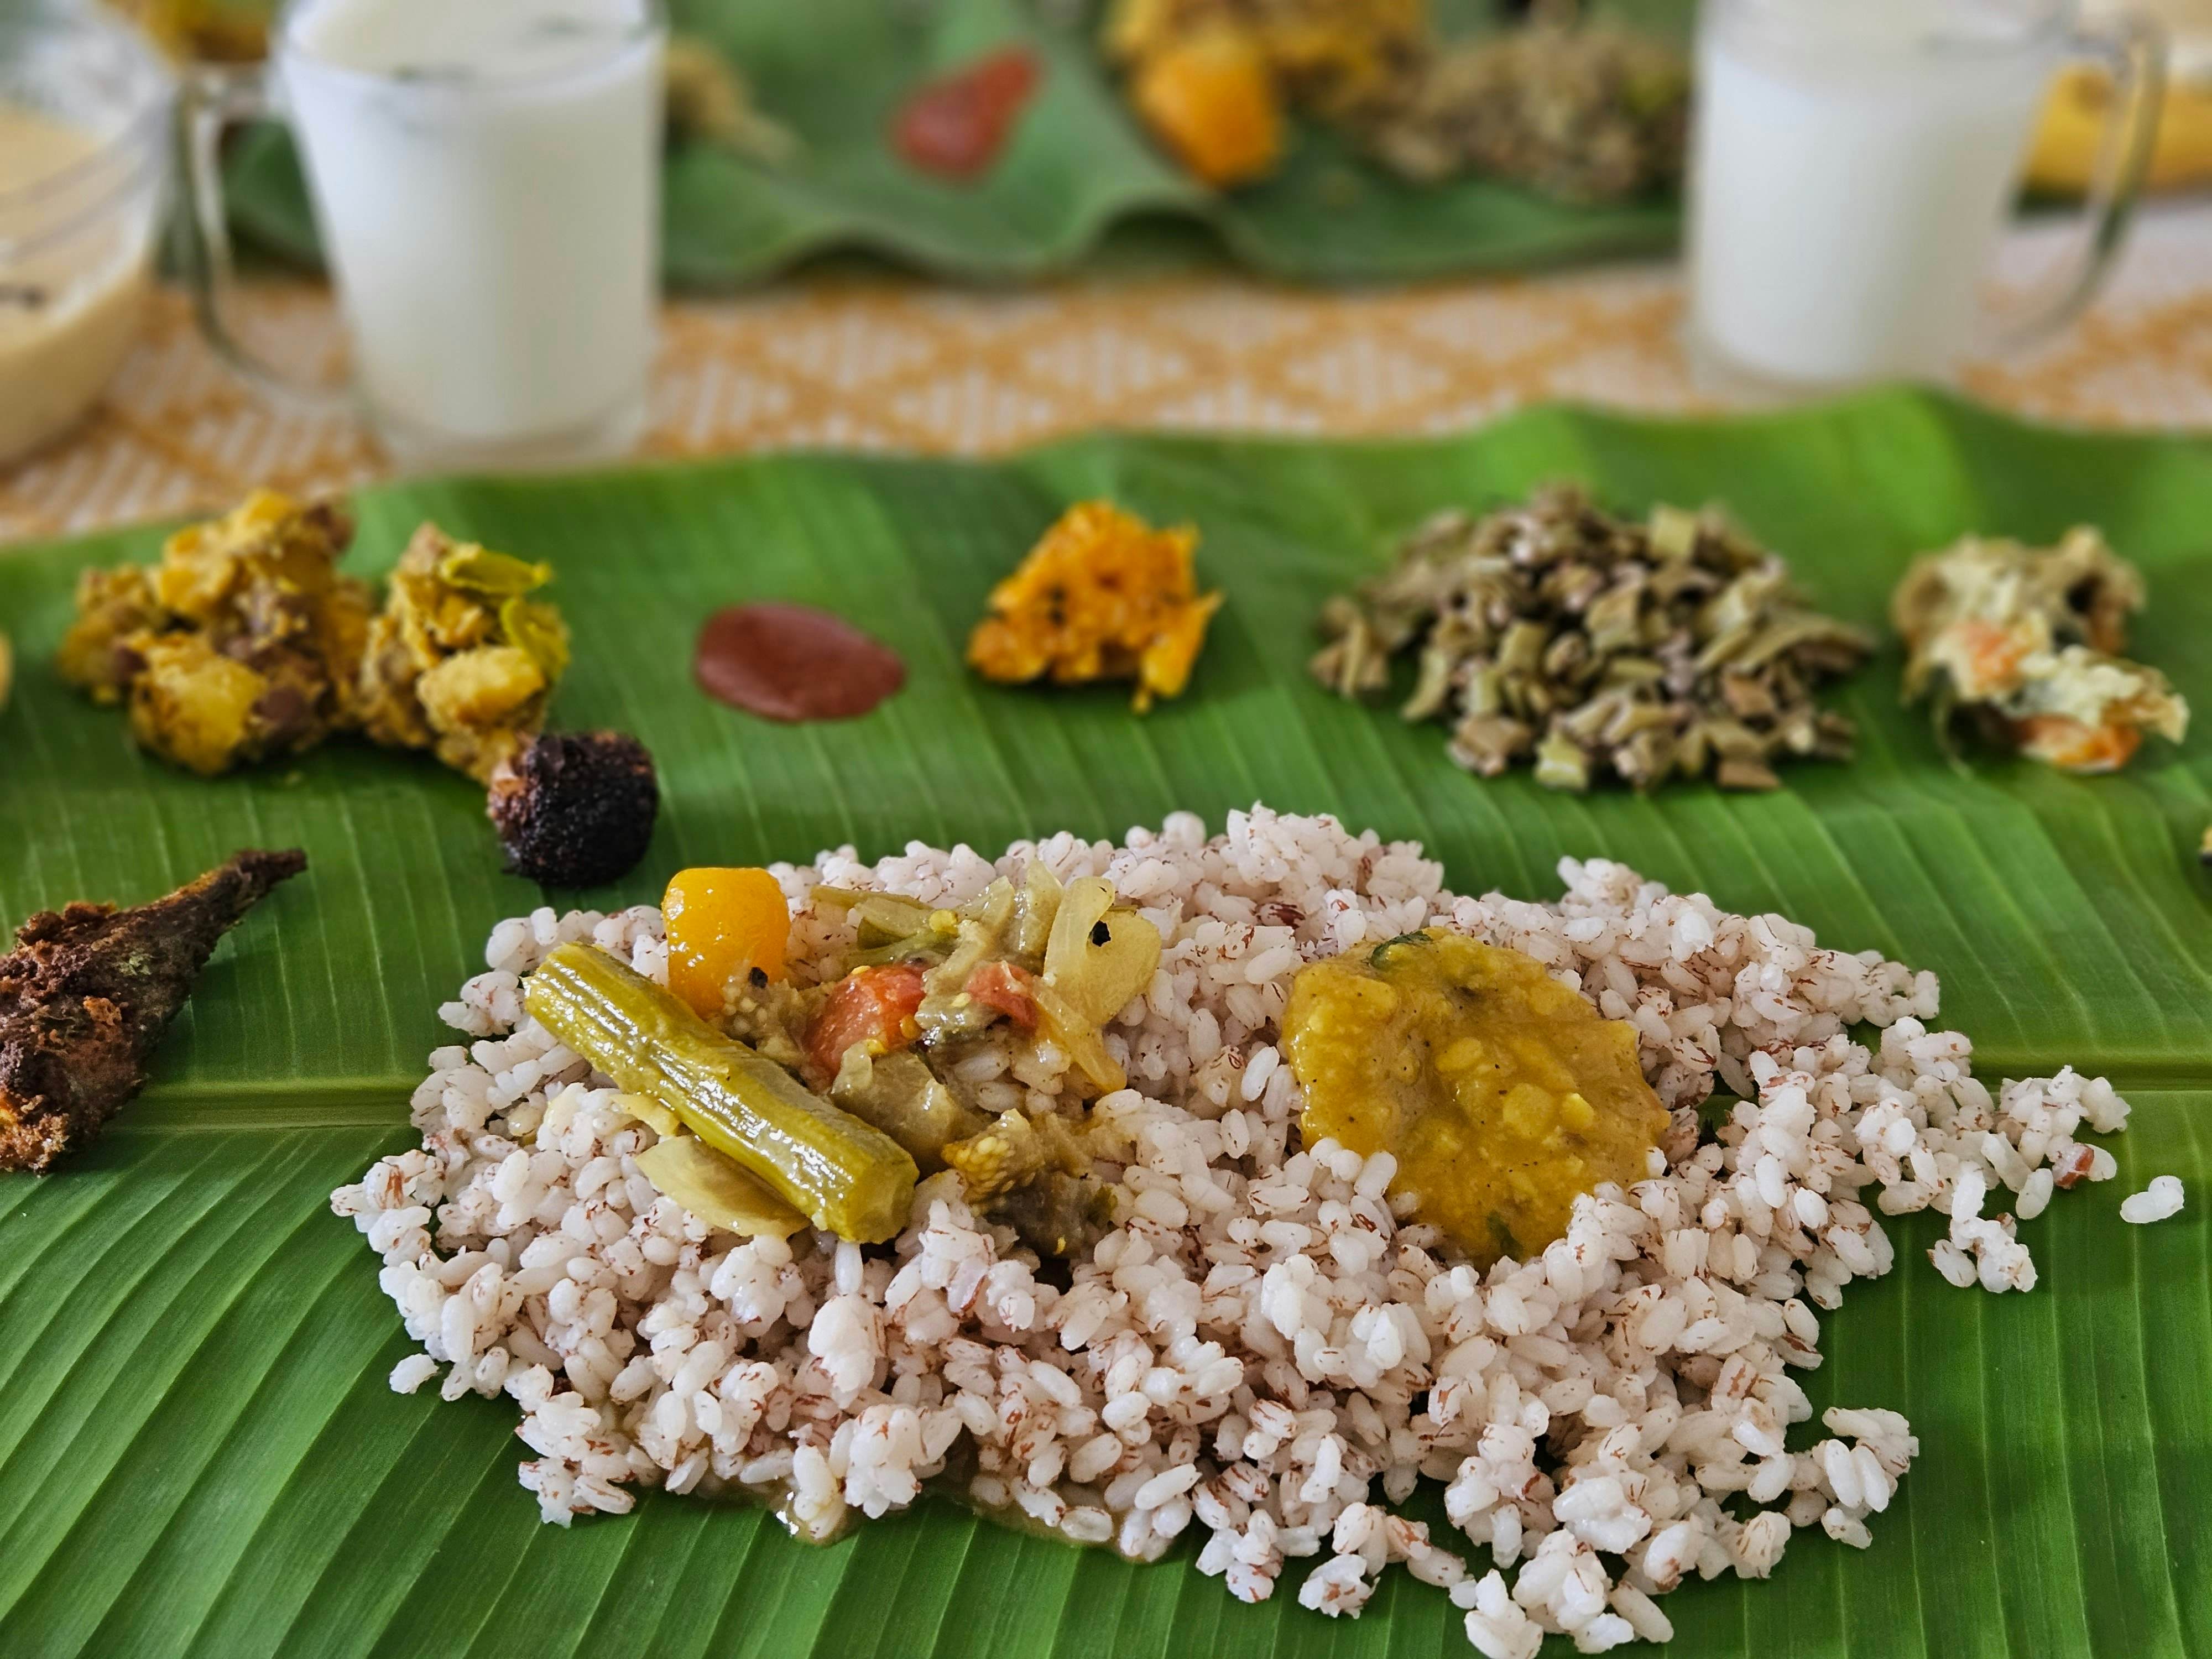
left=1312, top=484, right=1871, bottom=792
left=1359, top=19, right=1689, bottom=204
left=1891, top=528, right=2189, bottom=774
left=524, top=942, right=918, bottom=1243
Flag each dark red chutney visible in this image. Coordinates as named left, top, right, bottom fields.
left=891, top=46, right=1042, bottom=180
left=693, top=603, right=907, bottom=723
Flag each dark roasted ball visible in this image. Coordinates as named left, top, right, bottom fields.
left=487, top=732, right=660, bottom=888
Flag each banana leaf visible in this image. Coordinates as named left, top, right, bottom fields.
left=1, top=387, right=2208, bottom=1656
left=218, top=0, right=1692, bottom=286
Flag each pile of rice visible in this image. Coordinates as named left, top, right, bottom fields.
left=335, top=806, right=2135, bottom=1657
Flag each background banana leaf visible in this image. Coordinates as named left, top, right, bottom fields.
left=220, top=0, right=1692, bottom=286
left=1, top=388, right=2208, bottom=1656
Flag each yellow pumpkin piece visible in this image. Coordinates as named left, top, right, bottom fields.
left=967, top=500, right=1224, bottom=712
left=126, top=634, right=267, bottom=778
left=1130, top=29, right=1285, bottom=187
left=664, top=866, right=792, bottom=1019
left=414, top=645, right=545, bottom=733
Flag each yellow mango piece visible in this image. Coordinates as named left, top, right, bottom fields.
left=664, top=867, right=792, bottom=1019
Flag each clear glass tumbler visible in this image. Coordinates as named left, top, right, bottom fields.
left=179, top=0, right=666, bottom=472
left=1687, top=0, right=2164, bottom=394
left=0, top=0, right=173, bottom=467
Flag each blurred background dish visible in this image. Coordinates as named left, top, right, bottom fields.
left=187, top=0, right=1704, bottom=286
left=2031, top=0, right=2212, bottom=190
left=0, top=0, right=172, bottom=466
left=92, top=0, right=2212, bottom=287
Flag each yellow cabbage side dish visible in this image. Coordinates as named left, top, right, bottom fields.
left=967, top=500, right=1223, bottom=713
left=1284, top=928, right=1666, bottom=1267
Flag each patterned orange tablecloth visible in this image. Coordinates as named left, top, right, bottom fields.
left=6, top=205, right=2212, bottom=545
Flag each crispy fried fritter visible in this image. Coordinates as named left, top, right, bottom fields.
left=0, top=849, right=307, bottom=1172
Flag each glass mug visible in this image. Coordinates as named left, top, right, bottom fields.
left=1688, top=0, right=2164, bottom=393
left=179, top=0, right=666, bottom=470
left=0, top=0, right=171, bottom=466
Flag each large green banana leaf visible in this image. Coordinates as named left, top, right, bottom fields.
left=1, top=387, right=2208, bottom=1656
left=220, top=0, right=1690, bottom=286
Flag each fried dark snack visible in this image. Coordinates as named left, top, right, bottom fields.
left=0, top=848, right=307, bottom=1172
left=487, top=732, right=660, bottom=888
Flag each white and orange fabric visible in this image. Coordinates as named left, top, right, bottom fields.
left=6, top=205, right=2212, bottom=545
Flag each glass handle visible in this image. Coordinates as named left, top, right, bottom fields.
left=176, top=61, right=346, bottom=407
left=1991, top=15, right=2167, bottom=352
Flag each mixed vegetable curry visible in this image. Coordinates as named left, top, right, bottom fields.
left=527, top=861, right=1667, bottom=1272
left=529, top=860, right=1165, bottom=1257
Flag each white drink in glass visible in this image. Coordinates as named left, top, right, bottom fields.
left=1689, top=0, right=2061, bottom=389
left=278, top=0, right=663, bottom=465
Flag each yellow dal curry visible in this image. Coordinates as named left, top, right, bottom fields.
left=1283, top=929, right=1665, bottom=1266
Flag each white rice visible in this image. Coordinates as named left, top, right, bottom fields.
left=333, top=806, right=2133, bottom=1655
left=2120, top=1175, right=2184, bottom=1225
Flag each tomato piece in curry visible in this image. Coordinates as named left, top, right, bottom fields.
left=1282, top=929, right=1665, bottom=1266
